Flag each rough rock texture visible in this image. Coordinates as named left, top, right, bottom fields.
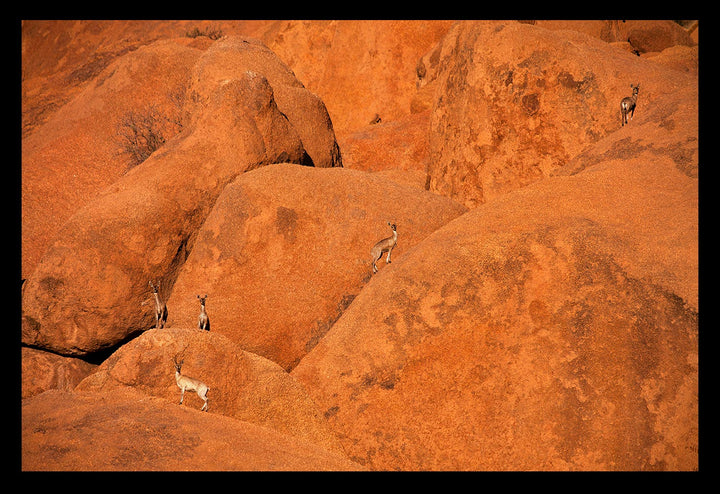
left=76, top=327, right=344, bottom=454
left=22, top=20, right=699, bottom=472
left=645, top=45, right=699, bottom=74
left=533, top=20, right=695, bottom=54
left=183, top=36, right=342, bottom=168
left=22, top=38, right=339, bottom=357
left=339, top=111, right=431, bottom=189
left=22, top=347, right=97, bottom=399
left=22, top=20, right=447, bottom=278
left=292, top=36, right=698, bottom=466
left=22, top=388, right=361, bottom=471
left=21, top=20, right=273, bottom=136
left=262, top=20, right=455, bottom=138
left=557, top=81, right=698, bottom=178
left=292, top=164, right=698, bottom=469
left=621, top=20, right=695, bottom=54
left=165, top=163, right=467, bottom=370
left=421, top=20, right=696, bottom=207
left=22, top=39, right=202, bottom=279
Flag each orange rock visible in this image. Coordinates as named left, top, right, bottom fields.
left=76, top=327, right=344, bottom=454
left=22, top=347, right=96, bottom=399
left=422, top=20, right=697, bottom=207
left=166, top=163, right=467, bottom=370
left=339, top=111, right=432, bottom=190
left=185, top=36, right=342, bottom=168
left=22, top=387, right=361, bottom=471
left=534, top=20, right=696, bottom=53
left=22, top=39, right=202, bottom=279
left=262, top=20, right=455, bottom=138
left=533, top=20, right=627, bottom=43
left=557, top=81, right=698, bottom=179
left=623, top=20, right=695, bottom=53
left=22, top=45, right=334, bottom=356
left=294, top=213, right=697, bottom=470
left=21, top=20, right=699, bottom=472
left=645, top=45, right=698, bottom=74
left=689, top=22, right=699, bottom=44
left=21, top=20, right=276, bottom=135
left=274, top=84, right=342, bottom=168
left=340, top=111, right=431, bottom=176
left=292, top=124, right=698, bottom=469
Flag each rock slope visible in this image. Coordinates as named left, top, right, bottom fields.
left=422, top=21, right=696, bottom=207
left=292, top=157, right=698, bottom=470
left=22, top=387, right=361, bottom=471
left=22, top=20, right=698, bottom=471
left=76, top=327, right=345, bottom=454
left=166, top=163, right=467, bottom=370
left=22, top=37, right=339, bottom=357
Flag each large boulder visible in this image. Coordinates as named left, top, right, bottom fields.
left=557, top=81, right=698, bottom=179
left=292, top=142, right=697, bottom=470
left=261, top=20, right=455, bottom=138
left=22, top=39, right=339, bottom=357
left=533, top=20, right=695, bottom=53
left=22, top=39, right=202, bottom=279
left=21, top=347, right=96, bottom=399
left=76, top=327, right=344, bottom=454
left=622, top=20, right=696, bottom=54
left=21, top=20, right=279, bottom=136
left=22, top=387, right=361, bottom=471
left=23, top=20, right=452, bottom=278
left=420, top=20, right=696, bottom=207
left=645, top=45, right=699, bottom=74
left=165, top=163, right=467, bottom=370
left=339, top=110, right=431, bottom=190
left=184, top=36, right=342, bottom=168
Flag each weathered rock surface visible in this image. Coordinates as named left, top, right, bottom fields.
left=22, top=20, right=699, bottom=472
left=262, top=20, right=455, bottom=138
left=645, top=45, right=699, bottom=74
left=23, top=19, right=452, bottom=279
left=22, top=38, right=339, bottom=357
left=22, top=39, right=202, bottom=279
left=165, top=163, right=467, bottom=370
left=21, top=20, right=274, bottom=136
left=22, top=347, right=97, bottom=399
left=22, top=387, right=361, bottom=471
left=621, top=20, right=696, bottom=54
left=183, top=36, right=342, bottom=168
left=421, top=20, right=697, bottom=207
left=293, top=193, right=698, bottom=470
left=292, top=113, right=698, bottom=469
left=557, top=80, right=698, bottom=177
left=339, top=111, right=431, bottom=189
left=76, top=327, right=344, bottom=454
left=533, top=20, right=695, bottom=54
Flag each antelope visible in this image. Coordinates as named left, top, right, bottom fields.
left=371, top=222, right=398, bottom=274
left=197, top=294, right=210, bottom=331
left=173, top=356, right=210, bottom=412
left=148, top=280, right=168, bottom=329
left=621, top=83, right=640, bottom=127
